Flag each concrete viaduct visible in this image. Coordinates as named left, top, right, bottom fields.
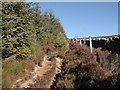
left=72, top=35, right=120, bottom=54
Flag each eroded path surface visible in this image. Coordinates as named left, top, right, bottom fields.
left=11, top=55, right=62, bottom=88
left=47, top=57, right=62, bottom=88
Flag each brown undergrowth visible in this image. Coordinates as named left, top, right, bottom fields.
left=51, top=41, right=120, bottom=89
left=3, top=42, right=120, bottom=89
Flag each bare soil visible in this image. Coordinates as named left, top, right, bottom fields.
left=11, top=55, right=62, bottom=88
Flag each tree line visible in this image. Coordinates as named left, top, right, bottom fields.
left=2, top=2, right=68, bottom=60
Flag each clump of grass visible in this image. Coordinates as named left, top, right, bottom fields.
left=2, top=59, right=23, bottom=88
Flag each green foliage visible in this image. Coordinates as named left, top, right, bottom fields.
left=2, top=60, right=23, bottom=76
left=2, top=2, right=69, bottom=88
left=2, top=60, right=23, bottom=88
left=2, top=2, right=32, bottom=60
left=2, top=2, right=68, bottom=60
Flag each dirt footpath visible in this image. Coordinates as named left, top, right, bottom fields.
left=11, top=55, right=62, bottom=88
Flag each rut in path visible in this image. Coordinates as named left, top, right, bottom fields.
left=11, top=55, right=62, bottom=88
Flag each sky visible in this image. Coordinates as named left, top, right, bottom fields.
left=40, top=2, right=118, bottom=38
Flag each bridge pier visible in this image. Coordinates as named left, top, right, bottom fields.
left=80, top=40, right=82, bottom=45
left=89, top=36, right=93, bottom=53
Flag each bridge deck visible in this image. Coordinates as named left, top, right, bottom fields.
left=75, top=35, right=120, bottom=41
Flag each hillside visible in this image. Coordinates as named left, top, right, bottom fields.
left=1, top=2, right=120, bottom=89
left=51, top=41, right=120, bottom=89
left=2, top=2, right=68, bottom=88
